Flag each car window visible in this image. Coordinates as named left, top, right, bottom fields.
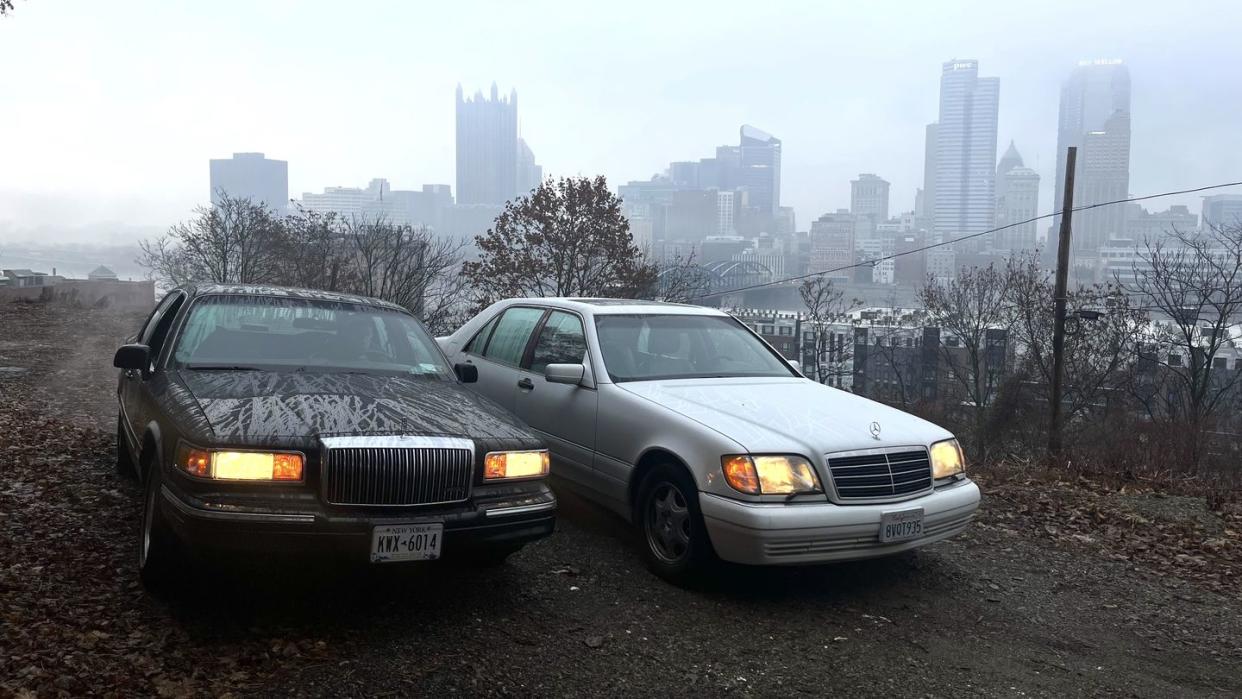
left=145, top=293, right=185, bottom=364
left=595, top=314, right=794, bottom=382
left=464, top=315, right=499, bottom=355
left=139, top=292, right=180, bottom=345
left=172, top=295, right=453, bottom=379
left=527, top=311, right=586, bottom=374
left=482, top=307, right=545, bottom=366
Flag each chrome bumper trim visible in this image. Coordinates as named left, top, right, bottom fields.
left=483, top=501, right=557, bottom=518
left=160, top=485, right=316, bottom=524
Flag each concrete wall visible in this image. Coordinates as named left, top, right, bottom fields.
left=0, top=279, right=156, bottom=310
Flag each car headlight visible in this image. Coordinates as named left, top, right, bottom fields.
left=176, top=443, right=304, bottom=481
left=721, top=454, right=822, bottom=495
left=930, top=439, right=966, bottom=479
left=484, top=450, right=550, bottom=480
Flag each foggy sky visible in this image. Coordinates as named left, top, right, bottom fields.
left=1, top=0, right=1240, bottom=244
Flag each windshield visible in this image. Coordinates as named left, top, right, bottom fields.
left=172, top=295, right=454, bottom=379
left=594, top=313, right=795, bottom=382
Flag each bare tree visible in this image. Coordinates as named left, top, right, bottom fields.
left=463, top=176, right=656, bottom=308
left=280, top=207, right=356, bottom=292
left=1125, top=222, right=1242, bottom=467
left=865, top=293, right=927, bottom=408
left=0, top=1, right=15, bottom=17
left=343, top=216, right=469, bottom=335
left=799, top=274, right=857, bottom=385
left=137, top=192, right=285, bottom=287
left=652, top=252, right=713, bottom=304
left=1006, top=253, right=1148, bottom=438
left=918, top=264, right=1013, bottom=455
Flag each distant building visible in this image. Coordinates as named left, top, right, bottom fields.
left=739, top=125, right=781, bottom=216
left=851, top=174, right=891, bottom=227
left=933, top=60, right=1000, bottom=257
left=809, top=210, right=857, bottom=281
left=209, top=152, right=289, bottom=215
left=919, top=123, right=938, bottom=231
left=516, top=138, right=543, bottom=196
left=299, top=179, right=453, bottom=229
left=1055, top=60, right=1131, bottom=265
left=456, top=83, right=520, bottom=206
left=716, top=190, right=737, bottom=236
left=87, top=266, right=118, bottom=281
left=1, top=268, right=53, bottom=288
left=1125, top=204, right=1197, bottom=242
left=1202, top=194, right=1242, bottom=229
left=993, top=142, right=1041, bottom=255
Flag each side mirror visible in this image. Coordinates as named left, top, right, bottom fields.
left=454, top=363, right=478, bottom=384
left=114, top=344, right=151, bottom=372
left=545, top=363, right=586, bottom=385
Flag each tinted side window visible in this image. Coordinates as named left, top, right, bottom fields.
left=528, top=311, right=586, bottom=373
left=464, top=315, right=499, bottom=354
left=146, top=295, right=185, bottom=362
left=139, top=292, right=179, bottom=344
left=483, top=307, right=544, bottom=366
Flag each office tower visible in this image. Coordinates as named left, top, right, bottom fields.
left=717, top=190, right=736, bottom=236
left=739, top=125, right=781, bottom=215
left=920, top=123, right=938, bottom=223
left=994, top=142, right=1040, bottom=254
left=208, top=152, right=289, bottom=215
left=933, top=60, right=1000, bottom=256
left=1202, top=194, right=1242, bottom=229
left=1054, top=60, right=1131, bottom=256
left=851, top=173, right=890, bottom=224
left=516, top=138, right=543, bottom=195
left=456, top=83, right=519, bottom=206
left=809, top=210, right=857, bottom=281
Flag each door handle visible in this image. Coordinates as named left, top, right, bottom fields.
left=517, top=377, right=534, bottom=390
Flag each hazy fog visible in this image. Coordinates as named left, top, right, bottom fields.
left=1, top=0, right=1240, bottom=244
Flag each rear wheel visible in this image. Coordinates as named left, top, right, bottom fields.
left=138, top=457, right=182, bottom=591
left=115, top=415, right=136, bottom=478
left=636, top=463, right=716, bottom=585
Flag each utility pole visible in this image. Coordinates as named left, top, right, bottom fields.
left=1048, top=146, right=1077, bottom=457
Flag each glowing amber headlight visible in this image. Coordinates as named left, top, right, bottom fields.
left=483, top=450, right=550, bottom=480
left=930, top=439, right=965, bottom=479
left=722, top=454, right=822, bottom=495
left=175, top=444, right=303, bottom=481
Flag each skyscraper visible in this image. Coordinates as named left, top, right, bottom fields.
left=1054, top=60, right=1131, bottom=258
left=739, top=125, right=781, bottom=216
left=1201, top=194, right=1242, bottom=229
left=209, top=152, right=288, bottom=215
left=994, top=142, right=1040, bottom=254
left=933, top=60, right=999, bottom=257
left=850, top=173, right=890, bottom=224
left=516, top=138, right=543, bottom=196
left=920, top=123, right=938, bottom=222
left=455, top=83, right=519, bottom=206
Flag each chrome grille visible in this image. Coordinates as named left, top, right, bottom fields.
left=826, top=447, right=932, bottom=501
left=321, top=436, right=473, bottom=506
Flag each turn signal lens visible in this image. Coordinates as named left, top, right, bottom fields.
left=721, top=455, right=760, bottom=494
left=484, top=450, right=550, bottom=480
left=930, top=439, right=965, bottom=479
left=177, top=445, right=211, bottom=477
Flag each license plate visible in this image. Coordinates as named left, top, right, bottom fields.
left=879, top=508, right=924, bottom=543
left=370, top=523, right=443, bottom=563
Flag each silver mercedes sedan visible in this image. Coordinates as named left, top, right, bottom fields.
left=440, top=298, right=981, bottom=584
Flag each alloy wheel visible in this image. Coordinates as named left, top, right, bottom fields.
left=645, top=482, right=691, bottom=562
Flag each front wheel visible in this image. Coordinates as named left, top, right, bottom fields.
left=138, top=459, right=183, bottom=591
left=636, top=464, right=716, bottom=585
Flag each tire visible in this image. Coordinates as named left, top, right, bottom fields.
left=635, top=463, right=716, bottom=586
left=115, top=415, right=136, bottom=479
left=138, top=456, right=183, bottom=591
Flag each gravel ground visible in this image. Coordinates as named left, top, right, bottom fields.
left=1, top=302, right=1240, bottom=697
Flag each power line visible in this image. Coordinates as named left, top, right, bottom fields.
left=689, top=180, right=1242, bottom=301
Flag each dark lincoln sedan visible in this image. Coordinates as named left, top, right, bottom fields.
left=114, top=284, right=555, bottom=588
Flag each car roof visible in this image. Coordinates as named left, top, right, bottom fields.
left=502, top=297, right=729, bottom=317
left=184, top=284, right=408, bottom=313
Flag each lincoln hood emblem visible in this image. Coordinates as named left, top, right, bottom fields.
left=869, top=421, right=882, bottom=440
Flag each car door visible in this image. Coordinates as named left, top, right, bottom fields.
left=515, top=310, right=598, bottom=485
left=119, top=291, right=181, bottom=449
left=464, top=306, right=545, bottom=414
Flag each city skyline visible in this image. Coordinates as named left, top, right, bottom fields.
left=1, top=0, right=1240, bottom=244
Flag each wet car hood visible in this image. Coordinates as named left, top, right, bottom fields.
left=618, top=376, right=954, bottom=455
left=176, top=370, right=535, bottom=442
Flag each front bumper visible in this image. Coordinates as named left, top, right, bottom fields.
left=699, top=478, right=980, bottom=565
left=159, top=482, right=556, bottom=562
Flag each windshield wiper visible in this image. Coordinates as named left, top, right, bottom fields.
left=183, top=364, right=263, bottom=371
